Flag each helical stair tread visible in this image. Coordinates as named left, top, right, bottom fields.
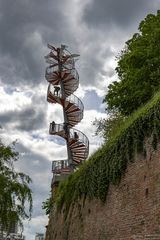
left=47, top=91, right=84, bottom=127
left=64, top=105, right=82, bottom=115
left=49, top=125, right=89, bottom=166
left=46, top=69, right=79, bottom=97
left=45, top=44, right=89, bottom=174
left=47, top=92, right=81, bottom=112
left=49, top=125, right=89, bottom=164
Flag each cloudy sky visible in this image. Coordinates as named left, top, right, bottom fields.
left=0, top=0, right=159, bottom=239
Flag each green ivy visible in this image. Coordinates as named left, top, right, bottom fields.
left=42, top=196, right=52, bottom=215
left=55, top=90, right=160, bottom=215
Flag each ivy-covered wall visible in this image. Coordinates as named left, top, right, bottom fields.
left=46, top=139, right=160, bottom=240
left=55, top=91, right=160, bottom=214
left=45, top=91, right=160, bottom=240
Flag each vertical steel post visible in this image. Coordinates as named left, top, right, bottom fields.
left=58, top=46, right=73, bottom=167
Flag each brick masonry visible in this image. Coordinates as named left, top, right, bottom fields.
left=45, top=141, right=160, bottom=240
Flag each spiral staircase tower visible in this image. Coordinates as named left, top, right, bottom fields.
left=45, top=44, right=89, bottom=184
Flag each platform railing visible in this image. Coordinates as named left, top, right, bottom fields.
left=49, top=123, right=64, bottom=134
left=52, top=160, right=69, bottom=173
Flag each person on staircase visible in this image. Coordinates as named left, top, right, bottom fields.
left=54, top=85, right=60, bottom=96
left=51, top=121, right=55, bottom=132
left=74, top=131, right=79, bottom=140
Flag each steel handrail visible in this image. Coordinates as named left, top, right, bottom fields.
left=49, top=123, right=64, bottom=133
left=45, top=66, right=79, bottom=82
left=48, top=84, right=84, bottom=112
left=46, top=68, right=79, bottom=96
left=49, top=123, right=89, bottom=149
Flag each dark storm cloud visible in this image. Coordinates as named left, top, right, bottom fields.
left=79, top=45, right=114, bottom=87
left=79, top=0, right=159, bottom=89
left=0, top=0, right=159, bottom=91
left=83, top=0, right=155, bottom=29
left=0, top=100, right=46, bottom=131
left=0, top=0, right=68, bottom=87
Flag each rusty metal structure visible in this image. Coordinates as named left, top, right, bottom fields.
left=45, top=44, right=89, bottom=184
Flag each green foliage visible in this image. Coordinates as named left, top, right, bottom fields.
left=104, top=10, right=160, bottom=116
left=93, top=111, right=125, bottom=141
left=0, top=141, right=32, bottom=233
left=55, top=90, right=160, bottom=214
left=42, top=196, right=52, bottom=215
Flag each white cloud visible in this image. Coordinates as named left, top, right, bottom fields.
left=0, top=1, right=158, bottom=239
left=23, top=216, right=48, bottom=240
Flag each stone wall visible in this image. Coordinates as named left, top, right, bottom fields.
left=45, top=142, right=160, bottom=240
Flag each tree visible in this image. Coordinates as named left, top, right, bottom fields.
left=0, top=140, right=32, bottom=237
left=104, top=10, right=160, bottom=116
left=42, top=196, right=52, bottom=215
left=93, top=111, right=125, bottom=141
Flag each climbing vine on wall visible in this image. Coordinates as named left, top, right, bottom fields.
left=55, top=91, right=160, bottom=215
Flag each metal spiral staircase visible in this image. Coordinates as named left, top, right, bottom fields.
left=45, top=44, right=89, bottom=184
